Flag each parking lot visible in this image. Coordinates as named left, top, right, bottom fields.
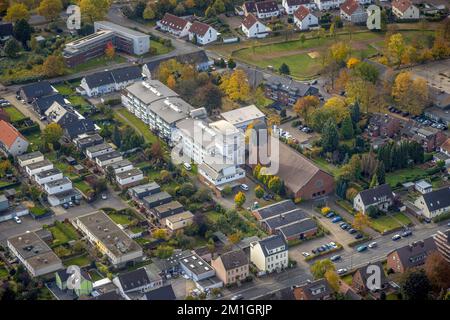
left=410, top=59, right=450, bottom=94
left=279, top=120, right=318, bottom=145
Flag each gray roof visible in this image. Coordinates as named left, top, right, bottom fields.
left=26, top=159, right=53, bottom=170
left=258, top=234, right=288, bottom=257
left=220, top=105, right=265, bottom=127
left=254, top=200, right=297, bottom=220
left=148, top=97, right=193, bottom=125
left=422, top=187, right=450, bottom=212
left=33, top=94, right=66, bottom=114
left=278, top=219, right=318, bottom=239
left=358, top=184, right=394, bottom=206
left=86, top=142, right=112, bottom=154
left=216, top=250, right=249, bottom=270
left=84, top=71, right=114, bottom=88
left=124, top=80, right=179, bottom=105
left=117, top=268, right=150, bottom=292
left=45, top=177, right=71, bottom=188
left=297, top=279, right=332, bottom=300
left=17, top=151, right=43, bottom=162
left=96, top=150, right=122, bottom=162
left=129, top=182, right=161, bottom=198
left=143, top=285, right=176, bottom=300
left=20, top=81, right=53, bottom=100
left=107, top=159, right=132, bottom=170
left=115, top=168, right=143, bottom=180
left=266, top=75, right=318, bottom=96
left=35, top=168, right=62, bottom=179
left=180, top=253, right=213, bottom=276
left=390, top=237, right=437, bottom=269
left=143, top=191, right=172, bottom=208
left=263, top=208, right=309, bottom=230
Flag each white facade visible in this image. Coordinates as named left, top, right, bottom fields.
left=188, top=26, right=218, bottom=45
left=156, top=16, right=192, bottom=38
left=294, top=11, right=319, bottom=30
left=392, top=3, right=420, bottom=19
left=116, top=169, right=144, bottom=188
left=34, top=170, right=64, bottom=186
left=199, top=163, right=246, bottom=187
left=44, top=178, right=73, bottom=195
left=314, top=0, right=344, bottom=10
left=25, top=161, right=54, bottom=177
left=17, top=152, right=44, bottom=168
left=80, top=78, right=115, bottom=98
left=242, top=20, right=270, bottom=38
left=282, top=0, right=316, bottom=14
left=86, top=144, right=114, bottom=160
left=95, top=154, right=123, bottom=168
left=250, top=239, right=289, bottom=273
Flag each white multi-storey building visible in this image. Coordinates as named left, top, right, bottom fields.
left=250, top=235, right=289, bottom=273
left=314, top=0, right=345, bottom=10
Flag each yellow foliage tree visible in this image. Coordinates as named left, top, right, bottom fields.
left=167, top=74, right=176, bottom=89
left=153, top=228, right=167, bottom=239
left=322, top=96, right=349, bottom=123
left=234, top=191, right=246, bottom=208
left=38, top=0, right=63, bottom=21
left=352, top=212, right=371, bottom=231
left=219, top=69, right=250, bottom=102
left=392, top=72, right=428, bottom=115
left=78, top=0, right=112, bottom=22
left=325, top=269, right=340, bottom=292
left=386, top=33, right=405, bottom=66
left=293, top=95, right=320, bottom=124
left=4, top=3, right=30, bottom=22
left=43, top=55, right=66, bottom=77
left=346, top=57, right=360, bottom=69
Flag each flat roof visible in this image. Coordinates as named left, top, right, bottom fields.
left=95, top=20, right=149, bottom=37
left=143, top=191, right=172, bottom=204
left=166, top=211, right=194, bottom=223
left=86, top=142, right=113, bottom=153
left=26, top=159, right=53, bottom=170
left=96, top=151, right=122, bottom=162
left=35, top=168, right=62, bottom=179
left=115, top=168, right=143, bottom=179
left=148, top=97, right=193, bottom=125
left=8, top=231, right=62, bottom=272
left=45, top=177, right=71, bottom=188
left=76, top=211, right=142, bottom=258
left=125, top=80, right=178, bottom=105
left=130, top=182, right=160, bottom=194
left=17, top=151, right=43, bottom=162
left=154, top=200, right=183, bottom=214
left=180, top=253, right=213, bottom=276
left=221, top=105, right=265, bottom=126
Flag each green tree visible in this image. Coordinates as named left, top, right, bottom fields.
left=4, top=38, right=21, bottom=58
left=279, top=63, right=290, bottom=75
left=255, top=185, right=264, bottom=198
left=43, top=123, right=63, bottom=146
left=310, top=259, right=335, bottom=279
left=401, top=269, right=431, bottom=300
left=321, top=119, right=339, bottom=152
left=340, top=115, right=354, bottom=140
left=13, top=19, right=32, bottom=48
left=376, top=161, right=385, bottom=185
left=38, top=0, right=63, bottom=21
left=268, top=176, right=283, bottom=195
left=79, top=0, right=112, bottom=23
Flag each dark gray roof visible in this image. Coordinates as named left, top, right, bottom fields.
left=263, top=208, right=309, bottom=230
left=96, top=150, right=122, bottom=162
left=111, top=66, right=142, bottom=84
left=143, top=285, right=176, bottom=300
left=258, top=234, right=288, bottom=257
left=266, top=75, right=318, bottom=96
left=20, top=81, right=53, bottom=100
left=254, top=200, right=297, bottom=220
left=358, top=184, right=394, bottom=206
left=422, top=187, right=450, bottom=212
left=390, top=237, right=437, bottom=269
left=117, top=268, right=150, bottom=292
left=297, top=279, right=332, bottom=300
left=353, top=261, right=389, bottom=290
left=61, top=116, right=96, bottom=139
left=143, top=191, right=172, bottom=208
left=144, top=51, right=209, bottom=75
left=217, top=250, right=249, bottom=270
left=278, top=219, right=317, bottom=239
left=84, top=71, right=115, bottom=88
left=0, top=23, right=13, bottom=37
left=92, top=290, right=124, bottom=300
left=33, top=94, right=66, bottom=114
left=129, top=182, right=161, bottom=198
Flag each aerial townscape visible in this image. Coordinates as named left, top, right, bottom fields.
left=0, top=0, right=449, bottom=304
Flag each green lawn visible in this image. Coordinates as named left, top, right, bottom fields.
left=74, top=180, right=93, bottom=194
left=370, top=212, right=412, bottom=234
left=67, top=55, right=126, bottom=74
left=114, top=108, right=158, bottom=144
left=48, top=226, right=70, bottom=245
left=3, top=106, right=27, bottom=122
left=311, top=157, right=339, bottom=176
left=151, top=41, right=173, bottom=55
left=386, top=167, right=428, bottom=187
left=63, top=254, right=91, bottom=268
left=48, top=222, right=80, bottom=245
left=108, top=213, right=133, bottom=225
left=53, top=83, right=74, bottom=95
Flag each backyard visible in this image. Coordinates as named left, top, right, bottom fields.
left=63, top=254, right=92, bottom=268
left=3, top=106, right=27, bottom=122
left=47, top=221, right=80, bottom=246
left=386, top=167, right=429, bottom=188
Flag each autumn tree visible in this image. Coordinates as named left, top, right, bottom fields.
left=424, top=252, right=450, bottom=292
left=352, top=212, right=370, bottom=231
left=153, top=228, right=168, bottom=239
left=219, top=69, right=250, bottom=102
left=4, top=3, right=30, bottom=22
left=105, top=41, right=115, bottom=59
left=268, top=176, right=283, bottom=195
left=310, top=259, right=335, bottom=279
left=346, top=57, right=360, bottom=69
left=4, top=38, right=21, bottom=58
left=401, top=269, right=431, bottom=300
left=392, top=72, right=429, bottom=115
left=234, top=191, right=246, bottom=208
left=325, top=269, right=340, bottom=292
left=78, top=0, right=112, bottom=23
left=293, top=95, right=320, bottom=124
left=43, top=55, right=66, bottom=77
left=43, top=123, right=63, bottom=146
left=386, top=33, right=405, bottom=67
left=143, top=4, right=155, bottom=20
left=254, top=185, right=264, bottom=198
left=38, top=0, right=63, bottom=21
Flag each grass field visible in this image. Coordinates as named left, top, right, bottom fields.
left=386, top=167, right=428, bottom=187
left=48, top=222, right=80, bottom=245
left=114, top=108, right=158, bottom=145
left=4, top=106, right=27, bottom=122
left=67, top=55, right=126, bottom=74
left=370, top=212, right=412, bottom=234
left=228, top=29, right=433, bottom=80
left=108, top=213, right=133, bottom=225
left=63, top=254, right=91, bottom=268
left=151, top=41, right=173, bottom=55
left=74, top=180, right=93, bottom=194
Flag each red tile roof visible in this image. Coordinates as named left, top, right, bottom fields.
left=340, top=0, right=360, bottom=16
left=294, top=5, right=311, bottom=21
left=242, top=13, right=261, bottom=29
left=189, top=21, right=211, bottom=37
left=256, top=0, right=279, bottom=13
left=159, top=13, right=189, bottom=31
left=0, top=120, right=26, bottom=149
left=392, top=0, right=413, bottom=13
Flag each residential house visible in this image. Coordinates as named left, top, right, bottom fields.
left=56, top=269, right=93, bottom=297
left=351, top=262, right=389, bottom=295
left=32, top=94, right=67, bottom=115
left=272, top=143, right=335, bottom=199
left=314, top=0, right=345, bottom=11
left=340, top=0, right=367, bottom=24
left=157, top=13, right=192, bottom=37
left=140, top=285, right=176, bottom=300
left=412, top=127, right=446, bottom=152
left=211, top=250, right=249, bottom=285
left=115, top=168, right=144, bottom=189
left=73, top=211, right=143, bottom=267
left=353, top=184, right=395, bottom=214
left=17, top=151, right=44, bottom=168
left=95, top=151, right=123, bottom=168
left=264, top=75, right=319, bottom=106
left=142, top=191, right=173, bottom=209
left=113, top=267, right=163, bottom=299
left=44, top=178, right=73, bottom=195
left=220, top=105, right=265, bottom=130
left=7, top=231, right=63, bottom=277
left=188, top=21, right=218, bottom=45
left=0, top=23, right=13, bottom=41
left=165, top=211, right=194, bottom=232
left=18, top=81, right=54, bottom=103
left=433, top=229, right=450, bottom=263
left=414, top=187, right=450, bottom=219
left=0, top=195, right=29, bottom=223
left=294, top=6, right=319, bottom=30
left=80, top=66, right=142, bottom=97
left=439, top=138, right=450, bottom=157
left=263, top=208, right=318, bottom=240
left=85, top=143, right=114, bottom=160
left=179, top=252, right=216, bottom=282
left=392, top=0, right=420, bottom=19
left=129, top=182, right=161, bottom=201
left=283, top=0, right=316, bottom=14
left=250, top=235, right=289, bottom=273
left=25, top=159, right=54, bottom=177
left=107, top=159, right=134, bottom=174
left=387, top=238, right=437, bottom=273
left=152, top=200, right=184, bottom=222
left=0, top=120, right=29, bottom=156
left=34, top=168, right=63, bottom=186
left=367, top=114, right=401, bottom=138
left=255, top=1, right=280, bottom=19
left=47, top=189, right=82, bottom=207
left=243, top=1, right=257, bottom=15
left=293, top=279, right=332, bottom=300
left=414, top=180, right=432, bottom=194
left=241, top=14, right=270, bottom=38
left=198, top=163, right=246, bottom=189
left=253, top=200, right=297, bottom=220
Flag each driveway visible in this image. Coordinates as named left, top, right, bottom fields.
left=2, top=93, right=46, bottom=129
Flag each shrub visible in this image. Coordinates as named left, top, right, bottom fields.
left=321, top=207, right=331, bottom=215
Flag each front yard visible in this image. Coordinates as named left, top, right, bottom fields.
left=370, top=212, right=413, bottom=234
left=3, top=105, right=27, bottom=122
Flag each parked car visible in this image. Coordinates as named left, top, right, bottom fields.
left=62, top=203, right=69, bottom=209
left=348, top=228, right=357, bottom=234
left=302, top=252, right=310, bottom=257
left=328, top=242, right=337, bottom=248
left=340, top=223, right=349, bottom=230
left=354, top=233, right=363, bottom=239
left=337, top=268, right=348, bottom=275
left=357, top=245, right=368, bottom=252
left=318, top=247, right=325, bottom=253
left=326, top=212, right=335, bottom=218
left=240, top=184, right=249, bottom=191
left=101, top=194, right=108, bottom=200
left=231, top=294, right=244, bottom=300
left=312, top=249, right=317, bottom=254
left=368, top=242, right=378, bottom=248
left=331, top=216, right=342, bottom=223
left=14, top=216, right=22, bottom=224
left=183, top=162, right=192, bottom=171
left=392, top=234, right=401, bottom=241
left=330, top=255, right=341, bottom=262
left=401, top=230, right=412, bottom=237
